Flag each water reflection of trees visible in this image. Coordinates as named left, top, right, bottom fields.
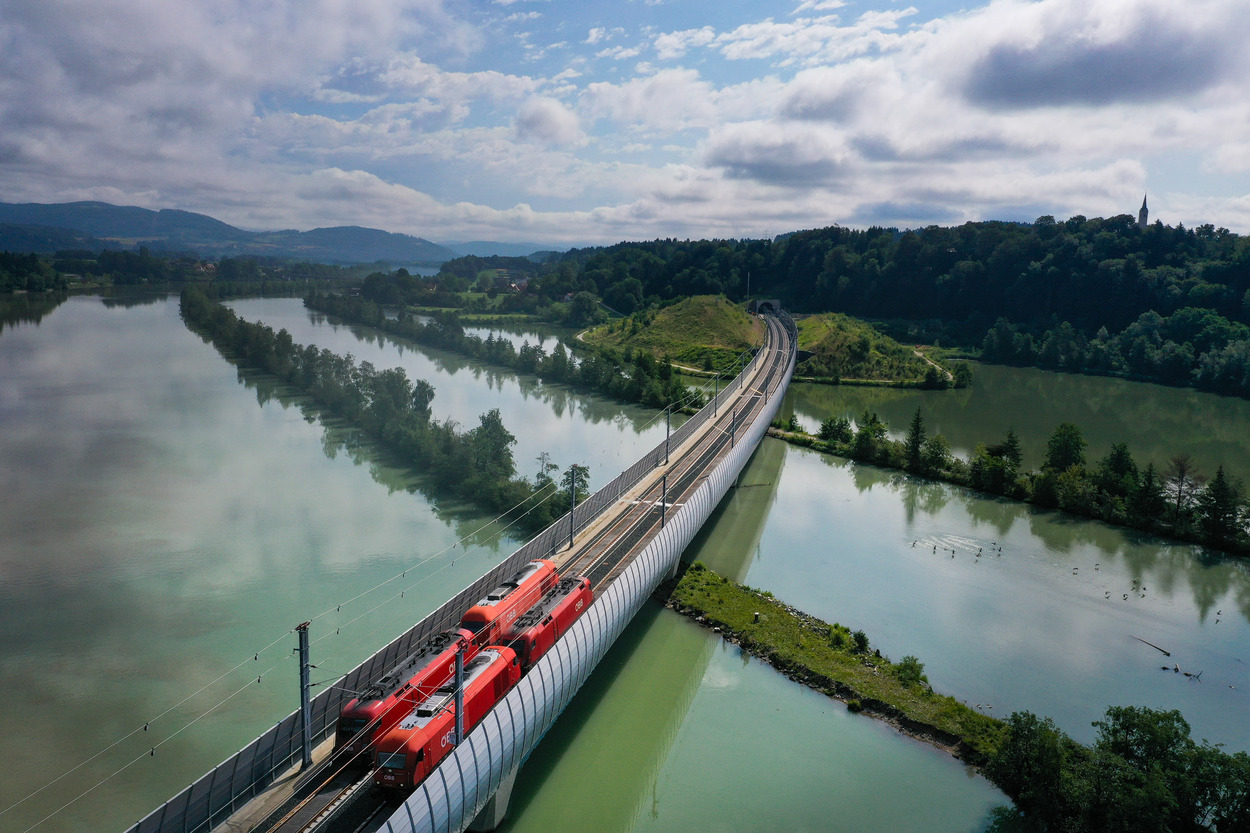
left=99, top=291, right=164, bottom=309
left=0, top=291, right=68, bottom=334
left=240, top=369, right=518, bottom=555
left=343, top=320, right=664, bottom=434
left=840, top=453, right=1250, bottom=622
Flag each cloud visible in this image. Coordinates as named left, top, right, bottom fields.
left=955, top=0, right=1245, bottom=108
left=704, top=121, right=851, bottom=184
left=654, top=26, right=716, bottom=61
left=513, top=96, right=586, bottom=146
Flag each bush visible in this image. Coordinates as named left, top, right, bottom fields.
left=896, top=655, right=926, bottom=687
left=851, top=629, right=869, bottom=653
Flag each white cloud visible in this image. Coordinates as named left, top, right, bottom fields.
left=513, top=96, right=586, bottom=147
left=3, top=0, right=1250, bottom=243
left=654, top=27, right=716, bottom=60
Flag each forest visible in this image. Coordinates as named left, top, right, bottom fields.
left=179, top=287, right=585, bottom=532
left=428, top=214, right=1250, bottom=396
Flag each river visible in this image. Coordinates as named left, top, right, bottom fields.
left=3, top=294, right=1247, bottom=833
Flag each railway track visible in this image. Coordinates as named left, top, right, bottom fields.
left=252, top=313, right=790, bottom=833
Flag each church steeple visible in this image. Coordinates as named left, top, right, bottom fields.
left=1138, top=193, right=1149, bottom=229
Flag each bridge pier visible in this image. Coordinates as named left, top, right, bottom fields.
left=467, top=767, right=518, bottom=832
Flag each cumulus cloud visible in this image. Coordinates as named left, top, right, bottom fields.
left=704, top=122, right=852, bottom=184
left=954, top=0, right=1247, bottom=108
left=513, top=96, right=586, bottom=146
left=2, top=0, right=1250, bottom=243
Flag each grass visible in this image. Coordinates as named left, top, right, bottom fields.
left=795, top=313, right=936, bottom=382
left=581, top=295, right=764, bottom=373
left=668, top=562, right=1005, bottom=762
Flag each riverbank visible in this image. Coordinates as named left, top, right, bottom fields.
left=765, top=421, right=1250, bottom=557
left=663, top=562, right=1004, bottom=764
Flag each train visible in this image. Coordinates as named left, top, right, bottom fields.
left=459, top=559, right=558, bottom=645
left=369, top=568, right=594, bottom=791
left=373, top=647, right=522, bottom=789
left=502, top=576, right=593, bottom=667
left=334, top=628, right=477, bottom=755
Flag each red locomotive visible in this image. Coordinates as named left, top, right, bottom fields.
left=372, top=646, right=522, bottom=790
left=502, top=576, right=593, bottom=669
left=335, top=628, right=478, bottom=755
left=459, top=559, right=558, bottom=646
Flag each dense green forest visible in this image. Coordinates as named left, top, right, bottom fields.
left=774, top=410, right=1248, bottom=554
left=0, top=251, right=65, bottom=292
left=179, top=288, right=585, bottom=531
left=428, top=214, right=1249, bottom=396
left=986, top=707, right=1250, bottom=832
left=304, top=292, right=703, bottom=412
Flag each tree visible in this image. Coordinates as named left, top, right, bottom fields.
left=1045, top=422, right=1086, bottom=472
left=1001, top=427, right=1023, bottom=469
left=467, top=408, right=517, bottom=481
left=984, top=712, right=1067, bottom=824
left=851, top=410, right=887, bottom=461
left=895, top=655, right=926, bottom=687
left=1128, top=463, right=1168, bottom=525
left=1094, top=443, right=1139, bottom=498
left=920, top=434, right=953, bottom=476
left=411, top=378, right=435, bottom=423
left=561, top=463, right=591, bottom=503
left=1164, top=453, right=1205, bottom=526
left=565, top=291, right=604, bottom=327
left=1197, top=465, right=1243, bottom=546
left=904, top=407, right=925, bottom=472
left=818, top=415, right=853, bottom=444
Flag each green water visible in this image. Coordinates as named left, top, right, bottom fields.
left=9, top=296, right=1248, bottom=833
left=786, top=362, right=1250, bottom=477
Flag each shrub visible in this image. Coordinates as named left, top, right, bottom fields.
left=896, top=655, right=927, bottom=687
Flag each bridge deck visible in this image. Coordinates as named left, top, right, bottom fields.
left=187, top=313, right=793, bottom=833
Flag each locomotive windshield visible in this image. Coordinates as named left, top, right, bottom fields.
left=339, top=718, right=369, bottom=735
left=376, top=751, right=406, bottom=770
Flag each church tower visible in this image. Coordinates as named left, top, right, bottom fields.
left=1138, top=194, right=1148, bottom=229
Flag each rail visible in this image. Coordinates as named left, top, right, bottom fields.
left=124, top=311, right=790, bottom=833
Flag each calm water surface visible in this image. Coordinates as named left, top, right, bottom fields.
left=229, top=298, right=671, bottom=489
left=6, top=295, right=1245, bottom=833
left=787, top=362, right=1250, bottom=476
left=722, top=440, right=1250, bottom=750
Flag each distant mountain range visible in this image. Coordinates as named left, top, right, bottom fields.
left=0, top=201, right=462, bottom=265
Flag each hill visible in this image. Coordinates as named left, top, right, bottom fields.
left=0, top=201, right=455, bottom=265
left=796, top=313, right=934, bottom=382
left=0, top=223, right=112, bottom=254
left=581, top=295, right=764, bottom=372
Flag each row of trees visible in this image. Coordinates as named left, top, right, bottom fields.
left=982, top=309, right=1250, bottom=395
left=0, top=251, right=65, bottom=292
left=802, top=410, right=1247, bottom=552
left=304, top=293, right=704, bottom=412
left=179, top=288, right=583, bottom=531
left=986, top=707, right=1250, bottom=832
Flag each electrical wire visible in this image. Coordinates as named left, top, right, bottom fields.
left=1, top=480, right=562, bottom=826
left=17, top=660, right=286, bottom=833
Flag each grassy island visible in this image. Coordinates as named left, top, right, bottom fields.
left=580, top=294, right=763, bottom=374
left=667, top=562, right=1005, bottom=762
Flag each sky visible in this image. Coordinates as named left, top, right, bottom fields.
left=2, top=0, right=1249, bottom=246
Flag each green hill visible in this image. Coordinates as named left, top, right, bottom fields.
left=796, top=313, right=935, bottom=382
left=582, top=295, right=764, bottom=372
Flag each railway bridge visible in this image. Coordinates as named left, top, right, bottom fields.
left=125, top=308, right=797, bottom=833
